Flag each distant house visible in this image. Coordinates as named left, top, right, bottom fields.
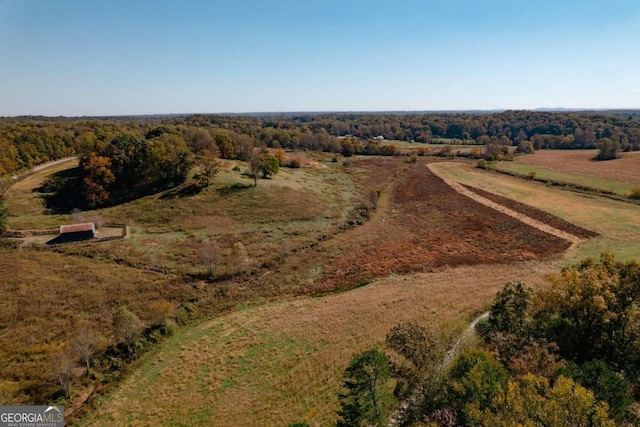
left=58, top=223, right=96, bottom=243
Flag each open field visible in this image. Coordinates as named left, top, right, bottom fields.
left=280, top=157, right=570, bottom=294
left=5, top=152, right=640, bottom=425
left=83, top=162, right=640, bottom=426
left=495, top=150, right=640, bottom=196
left=78, top=157, right=621, bottom=426
left=430, top=161, right=640, bottom=263
left=0, top=153, right=361, bottom=409
left=81, top=262, right=554, bottom=427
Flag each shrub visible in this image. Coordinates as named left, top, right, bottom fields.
left=287, top=158, right=301, bottom=168
left=477, top=159, right=487, bottom=169
left=630, top=187, right=640, bottom=200
left=528, top=171, right=536, bottom=180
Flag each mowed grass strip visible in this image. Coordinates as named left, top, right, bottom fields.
left=430, top=161, right=640, bottom=262
left=81, top=262, right=554, bottom=427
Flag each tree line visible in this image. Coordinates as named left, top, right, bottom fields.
left=0, top=111, right=640, bottom=205
left=2, top=111, right=640, bottom=174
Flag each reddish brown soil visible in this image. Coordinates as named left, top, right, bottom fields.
left=303, top=157, right=571, bottom=293
left=462, top=184, right=598, bottom=239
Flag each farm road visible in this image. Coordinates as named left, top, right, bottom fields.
left=429, top=163, right=582, bottom=245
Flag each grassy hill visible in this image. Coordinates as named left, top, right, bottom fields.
left=3, top=150, right=640, bottom=425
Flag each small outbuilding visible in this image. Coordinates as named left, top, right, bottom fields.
left=58, top=222, right=96, bottom=243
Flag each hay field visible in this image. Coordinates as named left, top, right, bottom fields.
left=496, top=149, right=640, bottom=195
left=81, top=262, right=553, bottom=427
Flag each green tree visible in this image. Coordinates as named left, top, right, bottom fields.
left=594, top=137, right=619, bottom=160
left=386, top=322, right=446, bottom=401
left=336, top=349, right=395, bottom=427
left=562, top=359, right=633, bottom=421
left=113, top=306, right=143, bottom=349
left=250, top=151, right=279, bottom=186
left=0, top=199, right=8, bottom=232
left=448, top=348, right=508, bottom=423
left=488, top=282, right=533, bottom=339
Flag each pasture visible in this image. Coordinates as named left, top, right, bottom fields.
left=79, top=157, right=640, bottom=426
left=496, top=149, right=640, bottom=196
left=4, top=152, right=640, bottom=426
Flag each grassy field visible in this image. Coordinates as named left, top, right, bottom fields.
left=6, top=152, right=640, bottom=426
left=0, top=153, right=362, bottom=411
left=81, top=262, right=553, bottom=427
left=83, top=158, right=640, bottom=426
left=495, top=150, right=640, bottom=196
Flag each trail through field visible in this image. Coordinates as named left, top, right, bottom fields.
left=429, top=163, right=582, bottom=245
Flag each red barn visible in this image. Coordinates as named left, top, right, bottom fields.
left=58, top=223, right=96, bottom=243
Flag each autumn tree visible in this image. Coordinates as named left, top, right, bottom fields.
left=386, top=323, right=447, bottom=401
left=467, top=374, right=615, bottom=427
left=447, top=348, right=509, bottom=423
left=79, top=152, right=115, bottom=205
left=147, top=299, right=174, bottom=327
left=336, top=349, right=395, bottom=427
left=193, top=154, right=220, bottom=188
left=79, top=133, right=193, bottom=206
left=535, top=254, right=640, bottom=367
left=515, top=140, right=535, bottom=154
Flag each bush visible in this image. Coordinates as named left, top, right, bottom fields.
left=477, top=159, right=487, bottom=169
left=528, top=171, right=536, bottom=180
left=287, top=158, right=301, bottom=168
left=630, top=187, right=640, bottom=200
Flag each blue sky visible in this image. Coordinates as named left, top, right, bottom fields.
left=0, top=0, right=639, bottom=116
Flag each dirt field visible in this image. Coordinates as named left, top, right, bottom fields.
left=513, top=150, right=640, bottom=187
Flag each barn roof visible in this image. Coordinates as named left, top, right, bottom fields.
left=60, top=223, right=95, bottom=234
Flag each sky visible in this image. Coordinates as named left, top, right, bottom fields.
left=0, top=0, right=639, bottom=116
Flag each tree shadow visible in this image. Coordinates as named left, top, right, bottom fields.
left=37, top=167, right=88, bottom=213
left=217, top=183, right=253, bottom=196
left=158, top=184, right=204, bottom=200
